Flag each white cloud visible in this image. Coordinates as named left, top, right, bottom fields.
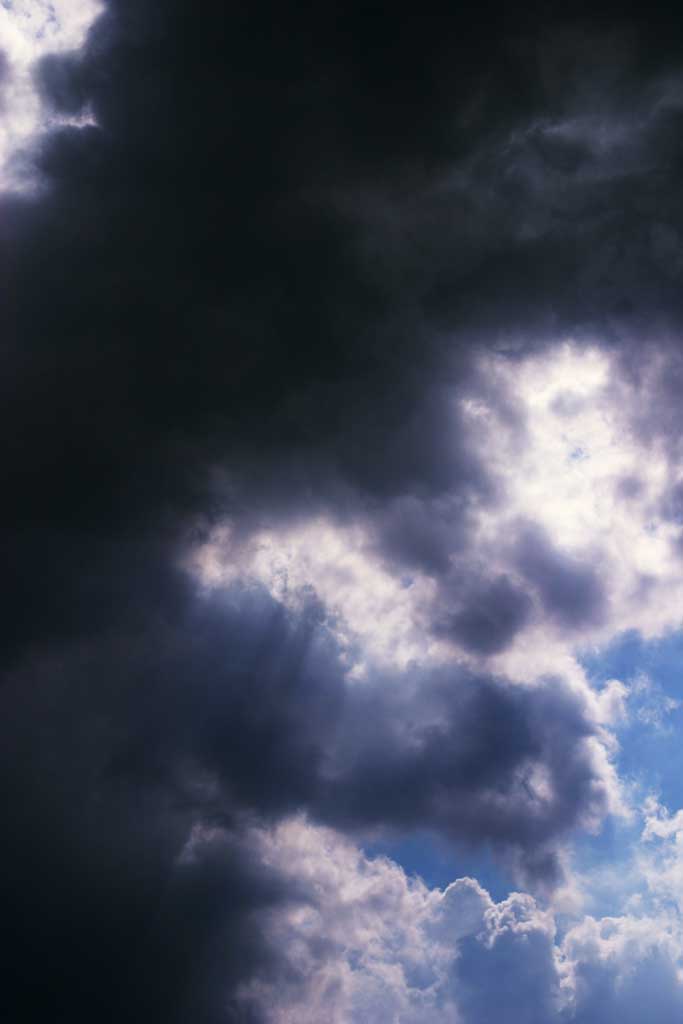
left=226, top=817, right=558, bottom=1023
left=443, top=341, right=683, bottom=695
left=177, top=816, right=683, bottom=1023
left=0, top=0, right=101, bottom=190
left=466, top=344, right=677, bottom=642
left=191, top=342, right=683, bottom=683
left=186, top=341, right=683, bottom=857
left=188, top=519, right=444, bottom=675
left=630, top=673, right=682, bottom=730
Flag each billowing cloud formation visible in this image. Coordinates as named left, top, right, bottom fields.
left=0, top=576, right=618, bottom=888
left=182, top=817, right=683, bottom=1023
left=0, top=578, right=618, bottom=1018
left=4, top=0, right=683, bottom=1020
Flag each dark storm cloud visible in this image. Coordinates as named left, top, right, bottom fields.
left=0, top=579, right=351, bottom=1021
left=2, top=817, right=280, bottom=1024
left=37, top=51, right=88, bottom=114
left=0, top=574, right=607, bottom=896
left=0, top=575, right=613, bottom=1014
left=5, top=0, right=683, bottom=1018
left=8, top=0, right=682, bottom=579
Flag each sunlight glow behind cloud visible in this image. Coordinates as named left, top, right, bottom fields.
left=0, top=0, right=101, bottom=189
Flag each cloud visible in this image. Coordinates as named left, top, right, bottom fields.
left=0, top=568, right=620, bottom=887
left=215, top=818, right=563, bottom=1023
left=1, top=814, right=285, bottom=1023
left=0, top=0, right=100, bottom=188
left=513, top=523, right=607, bottom=630
left=0, top=583, right=343, bottom=1021
left=445, top=574, right=534, bottom=655
left=186, top=817, right=683, bottom=1024
left=321, top=667, right=619, bottom=889
left=5, top=1, right=683, bottom=1020
left=186, top=335, right=683, bottom=694
left=564, top=913, right=683, bottom=1024
left=0, top=568, right=621, bottom=1017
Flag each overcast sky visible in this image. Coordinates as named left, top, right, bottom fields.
left=5, top=2, right=683, bottom=1021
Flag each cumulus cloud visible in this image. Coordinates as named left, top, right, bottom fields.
left=208, top=818, right=564, bottom=1023
left=181, top=817, right=683, bottom=1024
left=0, top=570, right=623, bottom=1019
left=187, top=336, right=683, bottom=712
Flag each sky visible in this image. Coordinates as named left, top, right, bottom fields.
left=5, top=1, right=683, bottom=1021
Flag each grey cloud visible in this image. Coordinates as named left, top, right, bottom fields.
left=660, top=479, right=683, bottom=524
left=372, top=494, right=470, bottom=575
left=454, top=913, right=560, bottom=1024
left=514, top=524, right=607, bottom=629
left=616, top=474, right=644, bottom=500
left=323, top=666, right=609, bottom=888
left=571, top=949, right=683, bottom=1024
left=446, top=574, right=534, bottom=655
left=36, top=51, right=89, bottom=115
